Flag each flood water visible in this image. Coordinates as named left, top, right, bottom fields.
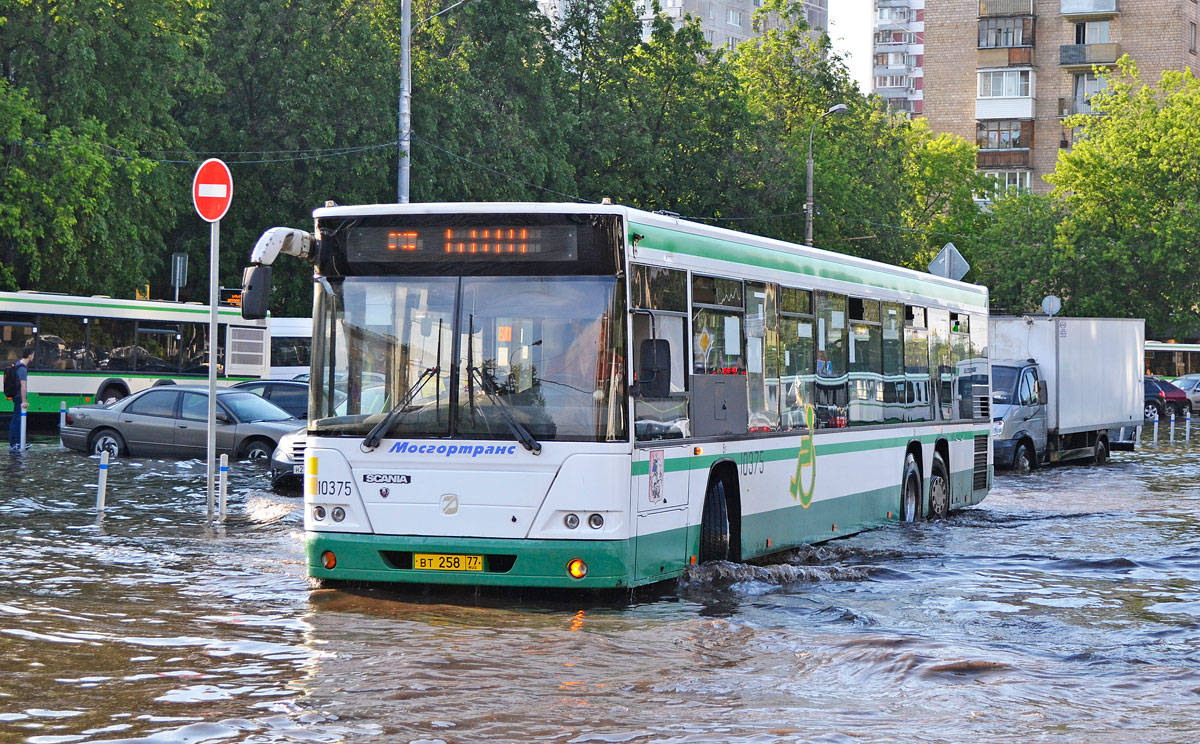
left=2, top=422, right=1199, bottom=743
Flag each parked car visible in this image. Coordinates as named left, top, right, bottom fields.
left=1144, top=377, right=1188, bottom=419
left=230, top=379, right=311, bottom=419
left=269, top=426, right=307, bottom=492
left=61, top=385, right=302, bottom=460
left=1170, top=375, right=1200, bottom=413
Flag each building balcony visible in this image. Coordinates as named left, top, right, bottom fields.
left=977, top=149, right=1032, bottom=168
left=979, top=47, right=1035, bottom=68
left=1060, top=42, right=1120, bottom=67
left=980, top=0, right=1034, bottom=18
left=1061, top=0, right=1117, bottom=18
left=1058, top=97, right=1100, bottom=116
left=977, top=96, right=1035, bottom=119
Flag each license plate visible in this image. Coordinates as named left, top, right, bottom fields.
left=414, top=553, right=483, bottom=571
left=292, top=464, right=303, bottom=474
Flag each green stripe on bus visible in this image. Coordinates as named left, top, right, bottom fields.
left=630, top=429, right=988, bottom=476
left=630, top=222, right=987, bottom=309
left=1, top=295, right=245, bottom=317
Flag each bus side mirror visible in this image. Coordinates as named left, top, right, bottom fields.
left=637, top=338, right=671, bottom=399
left=240, top=265, right=272, bottom=320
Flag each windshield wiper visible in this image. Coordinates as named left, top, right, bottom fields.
left=362, top=366, right=440, bottom=451
left=468, top=365, right=542, bottom=455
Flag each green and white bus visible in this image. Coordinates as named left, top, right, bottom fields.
left=1145, top=340, right=1200, bottom=379
left=241, top=202, right=992, bottom=589
left=0, top=290, right=269, bottom=413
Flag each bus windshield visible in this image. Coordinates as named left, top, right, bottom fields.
left=310, top=276, right=627, bottom=442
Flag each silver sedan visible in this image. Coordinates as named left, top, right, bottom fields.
left=61, top=385, right=303, bottom=460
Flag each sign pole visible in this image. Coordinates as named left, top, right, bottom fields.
left=192, top=158, right=233, bottom=524
left=207, top=218, right=219, bottom=522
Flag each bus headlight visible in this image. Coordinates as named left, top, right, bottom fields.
left=588, top=513, right=604, bottom=529
left=564, top=513, right=580, bottom=529
left=313, top=505, right=327, bottom=520
left=331, top=507, right=346, bottom=522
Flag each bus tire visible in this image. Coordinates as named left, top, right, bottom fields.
left=98, top=385, right=127, bottom=405
left=89, top=429, right=126, bottom=458
left=699, top=479, right=731, bottom=563
left=929, top=454, right=950, bottom=519
left=900, top=453, right=922, bottom=522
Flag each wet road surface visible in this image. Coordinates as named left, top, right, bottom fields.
left=1, top=424, right=1198, bottom=743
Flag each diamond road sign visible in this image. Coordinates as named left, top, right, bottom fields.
left=928, top=242, right=970, bottom=281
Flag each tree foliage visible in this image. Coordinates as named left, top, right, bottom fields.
left=0, top=0, right=985, bottom=318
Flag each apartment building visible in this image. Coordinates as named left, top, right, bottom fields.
left=925, top=0, right=1200, bottom=195
left=538, top=0, right=828, bottom=49
left=874, top=1, right=926, bottom=114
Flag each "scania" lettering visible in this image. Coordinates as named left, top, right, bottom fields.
left=362, top=473, right=412, bottom=484
left=388, top=442, right=520, bottom=457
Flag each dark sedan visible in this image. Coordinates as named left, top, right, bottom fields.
left=61, top=385, right=302, bottom=459
left=230, top=379, right=311, bottom=419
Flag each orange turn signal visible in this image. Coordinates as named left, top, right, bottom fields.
left=567, top=558, right=588, bottom=579
left=321, top=550, right=337, bottom=569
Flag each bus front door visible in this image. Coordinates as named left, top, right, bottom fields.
left=633, top=446, right=691, bottom=583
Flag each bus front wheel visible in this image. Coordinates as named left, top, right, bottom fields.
left=699, top=479, right=731, bottom=563
left=900, top=453, right=922, bottom=522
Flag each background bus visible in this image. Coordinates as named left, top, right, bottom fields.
left=269, top=317, right=313, bottom=378
left=241, top=202, right=992, bottom=589
left=0, top=290, right=269, bottom=413
left=1144, top=340, right=1200, bottom=379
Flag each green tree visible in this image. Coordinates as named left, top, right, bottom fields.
left=968, top=191, right=1062, bottom=314
left=0, top=0, right=202, bottom=293
left=1048, top=58, right=1200, bottom=336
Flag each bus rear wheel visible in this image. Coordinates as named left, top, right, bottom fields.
left=699, top=479, right=730, bottom=563
left=98, top=385, right=126, bottom=405
left=900, top=453, right=921, bottom=522
left=929, top=454, right=950, bottom=519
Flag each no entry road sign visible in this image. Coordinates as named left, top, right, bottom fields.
left=192, top=158, right=233, bottom=222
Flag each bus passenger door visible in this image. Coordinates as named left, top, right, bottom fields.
left=632, top=446, right=691, bottom=582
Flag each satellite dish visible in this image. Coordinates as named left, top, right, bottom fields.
left=1041, top=295, right=1062, bottom=317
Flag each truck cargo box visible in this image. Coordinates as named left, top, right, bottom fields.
left=990, top=317, right=1143, bottom=434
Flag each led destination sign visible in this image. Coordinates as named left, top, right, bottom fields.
left=347, top=225, right=579, bottom=262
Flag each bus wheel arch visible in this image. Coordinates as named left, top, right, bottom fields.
left=96, top=379, right=130, bottom=405
left=900, top=443, right=923, bottom=522
left=929, top=441, right=951, bottom=519
left=700, top=461, right=741, bottom=564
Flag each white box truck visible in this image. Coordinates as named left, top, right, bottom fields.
left=990, top=316, right=1144, bottom=470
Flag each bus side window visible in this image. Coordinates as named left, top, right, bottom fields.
left=904, top=306, right=931, bottom=423
left=780, top=287, right=814, bottom=430
left=745, top=282, right=779, bottom=433
left=815, top=291, right=848, bottom=428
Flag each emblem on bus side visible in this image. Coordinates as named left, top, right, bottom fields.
left=440, top=494, right=459, bottom=515
left=789, top=405, right=817, bottom=508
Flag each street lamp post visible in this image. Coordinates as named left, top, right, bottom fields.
left=805, top=103, right=848, bottom=246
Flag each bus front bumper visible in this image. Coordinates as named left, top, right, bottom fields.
left=306, top=532, right=635, bottom=589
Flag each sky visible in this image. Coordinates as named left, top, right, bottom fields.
left=828, top=2, right=873, bottom=94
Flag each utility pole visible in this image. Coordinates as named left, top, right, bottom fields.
left=398, top=0, right=412, bottom=203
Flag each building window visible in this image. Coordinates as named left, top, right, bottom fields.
left=875, top=75, right=907, bottom=89
left=709, top=3, right=714, bottom=19
left=1192, top=22, right=1197, bottom=53
left=977, top=120, right=1027, bottom=150
left=982, top=170, right=1031, bottom=196
left=727, top=9, right=740, bottom=26
left=1072, top=72, right=1105, bottom=112
left=979, top=18, right=1024, bottom=49
left=978, top=69, right=1031, bottom=97
left=1074, top=21, right=1110, bottom=45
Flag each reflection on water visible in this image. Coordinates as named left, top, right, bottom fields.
left=2, top=427, right=1200, bottom=743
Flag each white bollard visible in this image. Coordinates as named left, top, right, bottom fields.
left=218, top=453, right=229, bottom=522
left=96, top=451, right=109, bottom=517
left=19, top=406, right=26, bottom=450
left=59, top=401, right=66, bottom=449
left=1187, top=408, right=1192, bottom=441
